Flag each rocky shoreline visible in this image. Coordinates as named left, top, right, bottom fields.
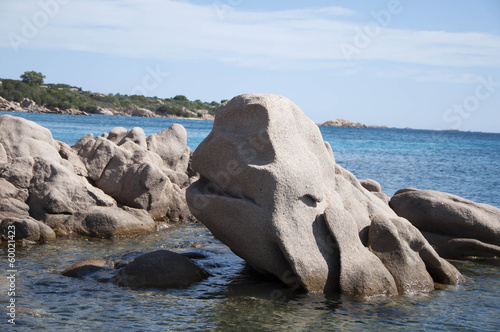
left=1, top=96, right=499, bottom=296
left=0, top=95, right=215, bottom=120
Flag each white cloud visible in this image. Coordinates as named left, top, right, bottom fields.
left=0, top=0, right=499, bottom=72
left=375, top=66, right=483, bottom=84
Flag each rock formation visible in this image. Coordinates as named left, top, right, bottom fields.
left=72, top=124, right=192, bottom=220
left=319, top=119, right=367, bottom=128
left=0, top=114, right=194, bottom=242
left=390, top=189, right=500, bottom=259
left=187, top=94, right=463, bottom=297
left=0, top=96, right=88, bottom=115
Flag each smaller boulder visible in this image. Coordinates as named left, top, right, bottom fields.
left=360, top=178, right=382, bottom=193
left=111, top=250, right=210, bottom=288
left=390, top=189, right=500, bottom=259
left=64, top=206, right=155, bottom=238
left=118, top=127, right=147, bottom=149
left=0, top=217, right=56, bottom=242
left=94, top=107, right=114, bottom=115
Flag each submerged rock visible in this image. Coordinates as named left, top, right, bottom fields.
left=390, top=189, right=500, bottom=259
left=187, top=94, right=463, bottom=297
left=111, top=250, right=210, bottom=288
left=62, top=259, right=111, bottom=279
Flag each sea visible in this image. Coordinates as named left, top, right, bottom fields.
left=1, top=111, right=499, bottom=331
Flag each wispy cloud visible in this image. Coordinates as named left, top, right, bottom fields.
left=1, top=0, right=499, bottom=73
left=375, top=66, right=483, bottom=84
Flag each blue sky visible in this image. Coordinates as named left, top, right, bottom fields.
left=1, top=0, right=499, bottom=132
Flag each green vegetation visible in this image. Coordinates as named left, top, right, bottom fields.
left=0, top=73, right=220, bottom=118
left=20, top=71, right=46, bottom=86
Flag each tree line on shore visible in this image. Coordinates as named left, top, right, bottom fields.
left=0, top=71, right=224, bottom=118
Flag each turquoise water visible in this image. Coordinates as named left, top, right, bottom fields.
left=1, top=111, right=499, bottom=331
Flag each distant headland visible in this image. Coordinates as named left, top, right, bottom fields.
left=0, top=71, right=221, bottom=120
left=319, top=118, right=388, bottom=129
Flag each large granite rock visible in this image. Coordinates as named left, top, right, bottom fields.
left=0, top=115, right=157, bottom=240
left=187, top=94, right=463, bottom=297
left=73, top=124, right=192, bottom=220
left=390, top=189, right=500, bottom=259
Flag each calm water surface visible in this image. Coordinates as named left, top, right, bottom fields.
left=1, top=112, right=499, bottom=331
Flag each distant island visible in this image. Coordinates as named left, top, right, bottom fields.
left=0, top=71, right=223, bottom=120
left=319, top=118, right=388, bottom=128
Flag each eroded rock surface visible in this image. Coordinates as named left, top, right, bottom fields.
left=187, top=94, right=463, bottom=296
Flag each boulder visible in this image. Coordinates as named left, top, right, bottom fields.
left=359, top=178, right=382, bottom=193
left=71, top=133, right=94, bottom=151
left=107, top=127, right=127, bottom=144
left=63, top=206, right=155, bottom=238
left=0, top=114, right=61, bottom=162
left=187, top=94, right=463, bottom=297
left=0, top=216, right=56, bottom=242
left=94, top=107, right=115, bottom=115
left=390, top=189, right=500, bottom=259
left=146, top=123, right=190, bottom=174
left=111, top=250, right=210, bottom=288
left=118, top=127, right=147, bottom=149
left=20, top=98, right=36, bottom=111
left=27, top=156, right=116, bottom=230
left=130, top=107, right=158, bottom=118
